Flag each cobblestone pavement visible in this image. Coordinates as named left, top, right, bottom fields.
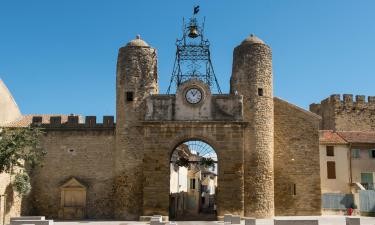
left=54, top=216, right=375, bottom=225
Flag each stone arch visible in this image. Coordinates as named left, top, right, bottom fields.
left=169, top=137, right=219, bottom=220
left=142, top=123, right=245, bottom=218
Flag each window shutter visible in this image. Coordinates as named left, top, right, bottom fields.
left=327, top=161, right=336, bottom=179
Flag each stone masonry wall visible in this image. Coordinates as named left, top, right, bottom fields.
left=274, top=97, right=321, bottom=215
left=310, top=94, right=375, bottom=131
left=30, top=129, right=115, bottom=219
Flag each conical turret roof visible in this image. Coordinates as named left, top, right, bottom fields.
left=241, top=34, right=265, bottom=45
left=126, top=35, right=149, bottom=47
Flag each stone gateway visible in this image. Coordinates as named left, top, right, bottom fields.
left=2, top=15, right=322, bottom=221
left=21, top=32, right=322, bottom=220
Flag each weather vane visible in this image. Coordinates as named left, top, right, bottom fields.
left=193, top=5, right=199, bottom=15
left=166, top=6, right=222, bottom=94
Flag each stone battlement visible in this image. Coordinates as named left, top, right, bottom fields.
left=310, top=94, right=375, bottom=112
left=31, top=115, right=115, bottom=129
left=310, top=94, right=375, bottom=131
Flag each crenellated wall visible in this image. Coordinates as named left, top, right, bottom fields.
left=310, top=94, right=375, bottom=131
left=31, top=115, right=114, bottom=129
left=29, top=116, right=115, bottom=219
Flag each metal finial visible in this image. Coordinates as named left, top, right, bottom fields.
left=136, top=34, right=141, bottom=39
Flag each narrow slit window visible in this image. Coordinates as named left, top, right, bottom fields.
left=126, top=92, right=134, bottom=102
left=290, top=183, right=297, bottom=195
left=258, top=88, right=263, bottom=96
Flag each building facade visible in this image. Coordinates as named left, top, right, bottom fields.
left=312, top=95, right=375, bottom=215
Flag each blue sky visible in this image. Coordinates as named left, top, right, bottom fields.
left=1, top=1, right=375, bottom=119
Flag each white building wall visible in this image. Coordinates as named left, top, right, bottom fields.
left=170, top=165, right=188, bottom=193
left=320, top=144, right=350, bottom=193
left=0, top=79, right=21, bottom=125
left=351, top=148, right=375, bottom=185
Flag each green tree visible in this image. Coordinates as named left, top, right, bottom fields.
left=0, top=127, right=45, bottom=195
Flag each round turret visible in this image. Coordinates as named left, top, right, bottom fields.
left=231, top=34, right=274, bottom=218
left=231, top=34, right=272, bottom=102
left=114, top=34, right=158, bottom=219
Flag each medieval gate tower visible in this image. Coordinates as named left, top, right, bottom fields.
left=114, top=11, right=278, bottom=219
left=2, top=8, right=321, bottom=221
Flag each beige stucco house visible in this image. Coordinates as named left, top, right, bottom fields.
left=319, top=130, right=375, bottom=215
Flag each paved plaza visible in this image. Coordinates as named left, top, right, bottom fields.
left=53, top=216, right=375, bottom=225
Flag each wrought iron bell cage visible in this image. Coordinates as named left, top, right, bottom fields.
left=167, top=11, right=222, bottom=94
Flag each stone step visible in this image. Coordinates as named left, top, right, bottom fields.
left=10, top=217, right=45, bottom=221
left=10, top=220, right=53, bottom=225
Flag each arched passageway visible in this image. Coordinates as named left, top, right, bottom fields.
left=169, top=140, right=218, bottom=221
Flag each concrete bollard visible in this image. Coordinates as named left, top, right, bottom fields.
left=245, top=217, right=256, bottom=225
left=224, top=214, right=232, bottom=223
left=231, top=215, right=241, bottom=224
left=346, top=217, right=360, bottom=225
left=150, top=215, right=164, bottom=225
left=274, top=220, right=318, bottom=225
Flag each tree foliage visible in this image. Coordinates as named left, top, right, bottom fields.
left=0, top=127, right=45, bottom=174
left=199, top=157, right=215, bottom=168
left=13, top=172, right=32, bottom=196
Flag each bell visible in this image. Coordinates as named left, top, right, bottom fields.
left=188, top=25, right=199, bottom=38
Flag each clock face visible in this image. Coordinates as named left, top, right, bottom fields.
left=185, top=88, right=203, bottom=104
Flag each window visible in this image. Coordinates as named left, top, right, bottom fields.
left=352, top=149, right=360, bottom=159
left=126, top=92, right=134, bottom=102
left=327, top=161, right=336, bottom=179
left=369, top=150, right=375, bottom=158
left=326, top=146, right=334, bottom=156
left=190, top=178, right=196, bottom=190
left=361, top=173, right=374, bottom=190
left=290, top=183, right=297, bottom=196
left=258, top=88, right=263, bottom=96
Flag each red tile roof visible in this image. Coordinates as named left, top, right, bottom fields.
left=3, top=114, right=71, bottom=127
left=337, top=131, right=375, bottom=144
left=319, top=130, right=347, bottom=144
